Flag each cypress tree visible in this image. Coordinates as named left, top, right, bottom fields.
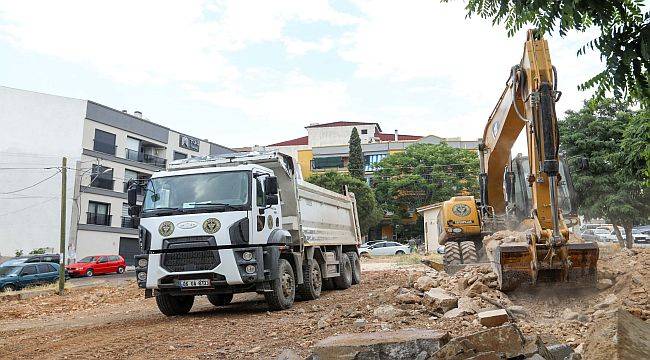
left=348, top=127, right=365, bottom=180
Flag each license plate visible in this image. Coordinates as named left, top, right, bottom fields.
left=179, top=279, right=210, bottom=288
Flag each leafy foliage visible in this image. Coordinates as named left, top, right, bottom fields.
left=559, top=99, right=649, bottom=247
left=307, top=172, right=382, bottom=236
left=29, top=248, right=47, bottom=255
left=373, top=143, right=480, bottom=223
left=451, top=0, right=649, bottom=105
left=14, top=249, right=23, bottom=257
left=348, top=127, right=365, bottom=180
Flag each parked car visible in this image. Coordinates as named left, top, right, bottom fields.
left=601, top=228, right=650, bottom=244
left=0, top=262, right=63, bottom=292
left=359, top=240, right=383, bottom=249
left=65, top=255, right=126, bottom=277
left=0, top=253, right=60, bottom=267
left=631, top=229, right=650, bottom=244
left=359, top=241, right=411, bottom=257
left=581, top=228, right=610, bottom=242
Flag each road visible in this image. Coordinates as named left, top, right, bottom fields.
left=67, top=270, right=135, bottom=287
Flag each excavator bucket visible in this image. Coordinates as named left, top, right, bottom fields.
left=493, top=241, right=599, bottom=291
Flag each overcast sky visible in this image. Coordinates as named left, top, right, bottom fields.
left=0, top=0, right=603, bottom=149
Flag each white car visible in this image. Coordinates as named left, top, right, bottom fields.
left=601, top=228, right=650, bottom=243
left=359, top=241, right=411, bottom=256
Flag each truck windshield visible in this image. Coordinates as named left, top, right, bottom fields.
left=142, top=171, right=250, bottom=214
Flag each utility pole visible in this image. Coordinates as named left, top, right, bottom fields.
left=58, top=157, right=67, bottom=296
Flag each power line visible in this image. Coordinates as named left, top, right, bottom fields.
left=0, top=170, right=61, bottom=195
left=0, top=197, right=59, bottom=217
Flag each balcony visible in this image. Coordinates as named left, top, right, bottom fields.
left=87, top=213, right=112, bottom=226
left=121, top=216, right=136, bottom=229
left=93, top=140, right=117, bottom=156
left=90, top=177, right=114, bottom=191
left=125, top=149, right=167, bottom=168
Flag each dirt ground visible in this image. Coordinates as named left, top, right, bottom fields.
left=0, top=247, right=647, bottom=360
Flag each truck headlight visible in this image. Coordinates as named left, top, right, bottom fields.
left=137, top=258, right=148, bottom=268
left=242, top=252, right=253, bottom=261
left=245, top=265, right=256, bottom=274
left=137, top=271, right=147, bottom=281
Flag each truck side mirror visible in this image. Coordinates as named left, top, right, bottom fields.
left=265, top=176, right=278, bottom=195
left=127, top=180, right=138, bottom=207
left=266, top=194, right=279, bottom=205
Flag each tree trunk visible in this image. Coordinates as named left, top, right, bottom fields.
left=623, top=223, right=634, bottom=249
left=611, top=221, right=625, bottom=248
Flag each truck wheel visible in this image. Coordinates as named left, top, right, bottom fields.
left=156, top=294, right=194, bottom=316
left=460, top=241, right=478, bottom=264
left=207, top=293, right=233, bottom=307
left=265, top=259, right=295, bottom=311
left=346, top=252, right=361, bottom=285
left=333, top=255, right=352, bottom=290
left=444, top=242, right=461, bottom=266
left=296, top=259, right=322, bottom=301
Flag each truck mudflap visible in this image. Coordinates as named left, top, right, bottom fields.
left=494, top=241, right=598, bottom=291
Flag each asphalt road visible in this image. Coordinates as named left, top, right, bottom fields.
left=68, top=270, right=135, bottom=287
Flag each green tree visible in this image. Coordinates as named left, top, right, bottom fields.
left=559, top=99, right=649, bottom=248
left=29, top=248, right=47, bottom=255
left=14, top=250, right=23, bottom=257
left=373, top=143, right=480, bottom=231
left=450, top=0, right=649, bottom=105
left=307, top=172, right=382, bottom=236
left=348, top=127, right=365, bottom=180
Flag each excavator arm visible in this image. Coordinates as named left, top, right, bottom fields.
left=478, top=30, right=598, bottom=289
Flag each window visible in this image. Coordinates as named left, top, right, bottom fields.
left=361, top=129, right=368, bottom=134
left=312, top=157, right=344, bottom=170
left=364, top=154, right=387, bottom=172
left=121, top=203, right=135, bottom=228
left=256, top=178, right=265, bottom=207
left=90, top=164, right=114, bottom=190
left=109, top=256, right=120, bottom=261
left=87, top=201, right=111, bottom=226
left=93, top=129, right=116, bottom=155
left=173, top=151, right=187, bottom=160
left=98, top=256, right=109, bottom=263
left=37, top=264, right=51, bottom=273
left=21, top=265, right=37, bottom=275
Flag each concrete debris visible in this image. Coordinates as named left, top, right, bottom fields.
left=561, top=309, right=579, bottom=321
left=373, top=305, right=405, bottom=321
left=443, top=308, right=468, bottom=318
left=458, top=297, right=481, bottom=314
left=430, top=324, right=525, bottom=359
left=414, top=275, right=438, bottom=291
left=466, top=281, right=490, bottom=298
left=423, top=288, right=459, bottom=312
left=395, top=291, right=422, bottom=304
left=309, top=329, right=449, bottom=360
left=477, top=309, right=509, bottom=327
left=596, top=278, right=613, bottom=290
left=276, top=349, right=302, bottom=360
left=353, top=318, right=367, bottom=328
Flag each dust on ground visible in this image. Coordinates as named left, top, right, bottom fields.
left=0, top=247, right=647, bottom=359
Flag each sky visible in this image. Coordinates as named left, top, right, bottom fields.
left=0, top=0, right=603, bottom=149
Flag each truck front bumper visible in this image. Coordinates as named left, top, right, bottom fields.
left=136, top=245, right=282, bottom=295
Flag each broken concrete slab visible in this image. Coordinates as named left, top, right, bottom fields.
left=465, top=281, right=489, bottom=298
left=423, top=288, right=458, bottom=312
left=373, top=305, right=405, bottom=321
left=478, top=309, right=509, bottom=327
left=414, top=275, right=438, bottom=291
left=430, top=324, right=525, bottom=359
left=309, top=329, right=450, bottom=360
left=596, top=278, right=613, bottom=290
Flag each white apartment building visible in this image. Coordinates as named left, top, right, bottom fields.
left=0, top=86, right=232, bottom=264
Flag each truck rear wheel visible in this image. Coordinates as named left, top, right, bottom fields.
left=296, top=259, right=322, bottom=301
left=207, top=293, right=233, bottom=307
left=444, top=242, right=462, bottom=266
left=346, top=252, right=361, bottom=285
left=265, top=259, right=295, bottom=311
left=333, top=255, right=352, bottom=290
left=156, top=294, right=194, bottom=316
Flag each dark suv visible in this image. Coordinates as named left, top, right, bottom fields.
left=0, top=254, right=60, bottom=267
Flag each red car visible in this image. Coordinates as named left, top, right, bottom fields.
left=65, top=255, right=126, bottom=277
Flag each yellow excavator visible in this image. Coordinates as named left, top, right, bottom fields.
left=438, top=29, right=599, bottom=291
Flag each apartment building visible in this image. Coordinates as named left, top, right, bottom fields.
left=266, top=121, right=478, bottom=181
left=0, top=86, right=232, bottom=263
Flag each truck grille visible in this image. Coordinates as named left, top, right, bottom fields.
left=160, top=236, right=220, bottom=272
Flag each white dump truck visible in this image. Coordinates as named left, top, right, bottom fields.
left=127, top=151, right=362, bottom=316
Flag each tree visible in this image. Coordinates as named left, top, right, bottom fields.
left=372, top=143, right=480, bottom=232
left=348, top=127, right=365, bottom=180
left=307, top=172, right=382, bottom=237
left=14, top=250, right=23, bottom=257
left=450, top=0, right=649, bottom=106
left=559, top=99, right=649, bottom=248
left=29, top=248, right=47, bottom=255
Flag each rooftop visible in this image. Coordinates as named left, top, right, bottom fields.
left=305, top=121, right=381, bottom=131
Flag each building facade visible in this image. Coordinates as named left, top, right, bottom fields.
left=0, top=86, right=232, bottom=264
